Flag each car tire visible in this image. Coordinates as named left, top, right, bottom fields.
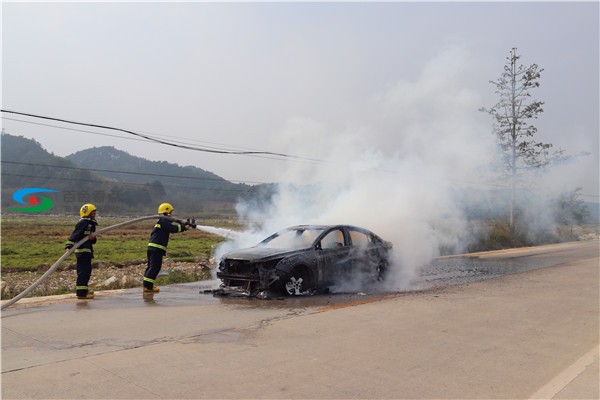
left=283, top=267, right=312, bottom=296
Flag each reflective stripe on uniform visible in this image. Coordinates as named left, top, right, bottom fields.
left=143, top=277, right=155, bottom=283
left=155, top=224, right=161, bottom=228
left=74, top=248, right=92, bottom=253
left=75, top=286, right=88, bottom=290
left=148, top=243, right=167, bottom=251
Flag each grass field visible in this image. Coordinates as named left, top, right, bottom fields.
left=1, top=215, right=236, bottom=271
left=2, top=214, right=597, bottom=300
left=1, top=215, right=239, bottom=299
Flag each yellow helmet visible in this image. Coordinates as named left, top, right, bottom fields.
left=158, top=202, right=174, bottom=214
left=80, top=203, right=97, bottom=218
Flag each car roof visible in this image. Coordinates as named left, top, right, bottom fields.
left=286, top=224, right=371, bottom=232
left=287, top=224, right=339, bottom=229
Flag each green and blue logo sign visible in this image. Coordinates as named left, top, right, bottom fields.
left=9, top=188, right=58, bottom=213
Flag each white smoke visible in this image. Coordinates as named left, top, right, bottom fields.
left=214, top=45, right=497, bottom=289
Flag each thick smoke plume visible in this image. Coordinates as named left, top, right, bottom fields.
left=211, top=46, right=499, bottom=290
left=214, top=45, right=592, bottom=290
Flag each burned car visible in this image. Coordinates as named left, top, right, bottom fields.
left=216, top=225, right=392, bottom=297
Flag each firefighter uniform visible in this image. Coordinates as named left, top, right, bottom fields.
left=143, top=215, right=186, bottom=292
left=65, top=204, right=98, bottom=299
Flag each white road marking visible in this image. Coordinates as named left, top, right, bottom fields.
left=529, top=344, right=599, bottom=399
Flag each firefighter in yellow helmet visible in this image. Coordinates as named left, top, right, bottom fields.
left=65, top=204, right=98, bottom=299
left=143, top=203, right=191, bottom=293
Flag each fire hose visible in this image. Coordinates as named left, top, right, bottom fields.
left=1, top=214, right=187, bottom=310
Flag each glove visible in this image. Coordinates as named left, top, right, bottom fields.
left=186, top=217, right=197, bottom=229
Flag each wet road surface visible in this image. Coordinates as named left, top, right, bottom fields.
left=5, top=240, right=595, bottom=313
left=414, top=240, right=599, bottom=288
left=2, top=240, right=598, bottom=399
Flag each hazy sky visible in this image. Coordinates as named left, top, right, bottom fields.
left=2, top=1, right=599, bottom=201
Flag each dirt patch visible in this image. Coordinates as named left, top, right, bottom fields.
left=1, top=260, right=214, bottom=300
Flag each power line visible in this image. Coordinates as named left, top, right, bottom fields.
left=1, top=172, right=256, bottom=193
left=1, top=159, right=508, bottom=192
left=1, top=109, right=324, bottom=162
left=3, top=113, right=596, bottom=198
left=1, top=160, right=267, bottom=185
left=2, top=117, right=149, bottom=143
left=1, top=118, right=307, bottom=164
left=0, top=115, right=511, bottom=190
left=8, top=145, right=593, bottom=196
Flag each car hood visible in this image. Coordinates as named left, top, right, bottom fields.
left=222, top=246, right=308, bottom=262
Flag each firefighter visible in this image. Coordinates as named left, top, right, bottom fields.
left=65, top=203, right=98, bottom=299
left=143, top=203, right=190, bottom=293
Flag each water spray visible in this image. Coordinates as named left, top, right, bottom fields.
left=194, top=225, right=240, bottom=240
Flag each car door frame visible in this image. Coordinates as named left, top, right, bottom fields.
left=315, top=226, right=353, bottom=286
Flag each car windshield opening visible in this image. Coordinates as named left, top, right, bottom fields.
left=260, top=227, right=325, bottom=250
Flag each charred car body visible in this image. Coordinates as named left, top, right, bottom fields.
left=216, top=225, right=392, bottom=298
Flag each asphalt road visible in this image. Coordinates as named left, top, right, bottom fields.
left=2, top=240, right=598, bottom=399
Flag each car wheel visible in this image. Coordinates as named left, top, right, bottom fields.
left=283, top=267, right=311, bottom=295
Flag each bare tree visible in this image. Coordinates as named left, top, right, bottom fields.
left=481, top=48, right=553, bottom=228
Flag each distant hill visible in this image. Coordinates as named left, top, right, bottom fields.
left=66, top=146, right=250, bottom=208
left=67, top=146, right=225, bottom=184
left=1, top=134, right=264, bottom=216
left=1, top=134, right=109, bottom=214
